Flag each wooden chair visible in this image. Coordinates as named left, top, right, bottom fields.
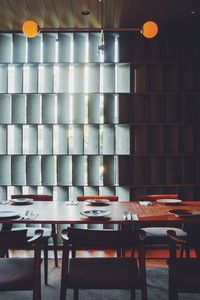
left=137, top=194, right=187, bottom=256
left=11, top=194, right=58, bottom=285
left=60, top=227, right=148, bottom=300
left=0, top=229, right=43, bottom=300
left=167, top=229, right=200, bottom=299
left=76, top=195, right=120, bottom=256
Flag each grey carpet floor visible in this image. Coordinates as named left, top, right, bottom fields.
left=1, top=261, right=200, bottom=299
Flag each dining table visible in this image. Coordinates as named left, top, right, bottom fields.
left=1, top=200, right=200, bottom=226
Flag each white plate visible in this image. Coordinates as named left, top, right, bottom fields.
left=0, top=211, right=20, bottom=219
left=80, top=209, right=111, bottom=218
left=168, top=209, right=199, bottom=217
left=10, top=198, right=34, bottom=205
left=85, top=199, right=110, bottom=206
left=156, top=199, right=182, bottom=204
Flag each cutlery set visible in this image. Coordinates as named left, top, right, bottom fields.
left=20, top=210, right=39, bottom=220
left=0, top=200, right=10, bottom=205
left=0, top=200, right=39, bottom=220
left=123, top=211, right=138, bottom=220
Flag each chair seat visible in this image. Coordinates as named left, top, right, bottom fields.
left=67, top=257, right=140, bottom=289
left=167, top=258, right=200, bottom=292
left=142, top=227, right=187, bottom=237
left=141, top=227, right=187, bottom=244
left=12, top=227, right=52, bottom=238
left=0, top=258, right=34, bottom=291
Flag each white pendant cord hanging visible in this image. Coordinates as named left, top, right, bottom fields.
left=98, top=0, right=105, bottom=55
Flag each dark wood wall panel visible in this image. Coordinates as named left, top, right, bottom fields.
left=119, top=34, right=200, bottom=200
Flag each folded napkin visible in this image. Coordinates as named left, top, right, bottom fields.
left=139, top=201, right=152, bottom=206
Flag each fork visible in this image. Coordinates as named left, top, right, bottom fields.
left=29, top=211, right=38, bottom=219
left=20, top=210, right=30, bottom=219
left=123, top=211, right=128, bottom=220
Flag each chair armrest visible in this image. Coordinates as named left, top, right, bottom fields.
left=167, top=229, right=187, bottom=245
left=27, top=229, right=44, bottom=245
left=61, top=229, right=69, bottom=242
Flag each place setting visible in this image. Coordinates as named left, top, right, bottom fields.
left=19, top=210, right=39, bottom=220
left=168, top=209, right=200, bottom=218
left=9, top=198, right=34, bottom=205
left=80, top=209, right=111, bottom=218
left=156, top=198, right=182, bottom=205
left=0, top=210, right=21, bottom=219
left=123, top=211, right=139, bottom=220
left=0, top=209, right=39, bottom=220
left=85, top=198, right=110, bottom=206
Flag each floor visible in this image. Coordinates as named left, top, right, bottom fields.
left=10, top=248, right=174, bottom=268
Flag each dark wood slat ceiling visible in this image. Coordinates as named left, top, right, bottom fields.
left=0, top=0, right=199, bottom=34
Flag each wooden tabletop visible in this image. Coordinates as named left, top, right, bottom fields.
left=1, top=200, right=200, bottom=225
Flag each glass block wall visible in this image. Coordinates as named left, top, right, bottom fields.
left=0, top=32, right=130, bottom=201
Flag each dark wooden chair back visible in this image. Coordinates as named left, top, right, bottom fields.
left=64, top=227, right=145, bottom=251
left=60, top=227, right=147, bottom=300
left=167, top=229, right=200, bottom=299
left=73, top=196, right=119, bottom=257
left=0, top=230, right=28, bottom=250
left=0, top=229, right=43, bottom=299
left=11, top=193, right=57, bottom=285
left=77, top=195, right=118, bottom=202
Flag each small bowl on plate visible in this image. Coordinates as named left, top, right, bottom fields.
left=80, top=209, right=111, bottom=218
left=85, top=199, right=110, bottom=206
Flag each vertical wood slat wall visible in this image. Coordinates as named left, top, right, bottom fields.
left=0, top=32, right=131, bottom=202
left=119, top=33, right=200, bottom=200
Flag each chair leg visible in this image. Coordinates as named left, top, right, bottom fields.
left=169, top=288, right=178, bottom=300
left=131, top=248, right=135, bottom=257
left=33, top=271, right=41, bottom=300
left=72, top=250, right=76, bottom=258
left=52, top=224, right=58, bottom=267
left=60, top=282, right=67, bottom=300
left=180, top=244, right=190, bottom=258
left=43, top=239, right=48, bottom=285
left=33, top=288, right=41, bottom=300
left=141, top=283, right=148, bottom=300
left=74, top=289, right=79, bottom=300
left=117, top=248, right=121, bottom=257
left=169, top=271, right=178, bottom=300
left=60, top=286, right=67, bottom=300
left=131, top=289, right=135, bottom=300
left=5, top=249, right=9, bottom=258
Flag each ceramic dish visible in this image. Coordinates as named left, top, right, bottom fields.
left=168, top=209, right=199, bottom=217
left=85, top=199, right=110, bottom=206
left=80, top=209, right=111, bottom=218
left=10, top=198, right=34, bottom=205
left=156, top=199, right=182, bottom=204
left=0, top=211, right=20, bottom=219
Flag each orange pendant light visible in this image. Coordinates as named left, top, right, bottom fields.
left=22, top=20, right=39, bottom=38
left=141, top=21, right=158, bottom=38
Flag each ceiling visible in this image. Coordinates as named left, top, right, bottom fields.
left=0, top=0, right=200, bottom=35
